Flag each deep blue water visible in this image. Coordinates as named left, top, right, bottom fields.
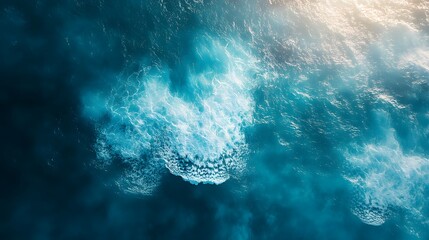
left=1, top=0, right=429, bottom=239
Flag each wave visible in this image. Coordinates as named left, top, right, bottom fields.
left=344, top=111, right=429, bottom=227
left=91, top=34, right=260, bottom=192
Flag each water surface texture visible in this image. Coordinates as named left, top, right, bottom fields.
left=1, top=0, right=429, bottom=239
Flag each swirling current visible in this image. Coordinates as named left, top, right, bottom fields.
left=2, top=0, right=429, bottom=239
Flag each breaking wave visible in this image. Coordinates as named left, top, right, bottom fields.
left=344, top=112, right=429, bottom=229
left=92, top=35, right=259, bottom=192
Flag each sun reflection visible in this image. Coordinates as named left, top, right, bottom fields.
left=267, top=0, right=427, bottom=70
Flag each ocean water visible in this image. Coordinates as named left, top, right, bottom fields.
left=1, top=0, right=429, bottom=239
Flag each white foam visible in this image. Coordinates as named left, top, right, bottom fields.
left=345, top=127, right=429, bottom=226
left=94, top=35, right=259, bottom=191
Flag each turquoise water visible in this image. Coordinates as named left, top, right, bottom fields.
left=2, top=0, right=429, bottom=239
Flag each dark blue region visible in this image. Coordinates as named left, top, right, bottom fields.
left=1, top=0, right=428, bottom=239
